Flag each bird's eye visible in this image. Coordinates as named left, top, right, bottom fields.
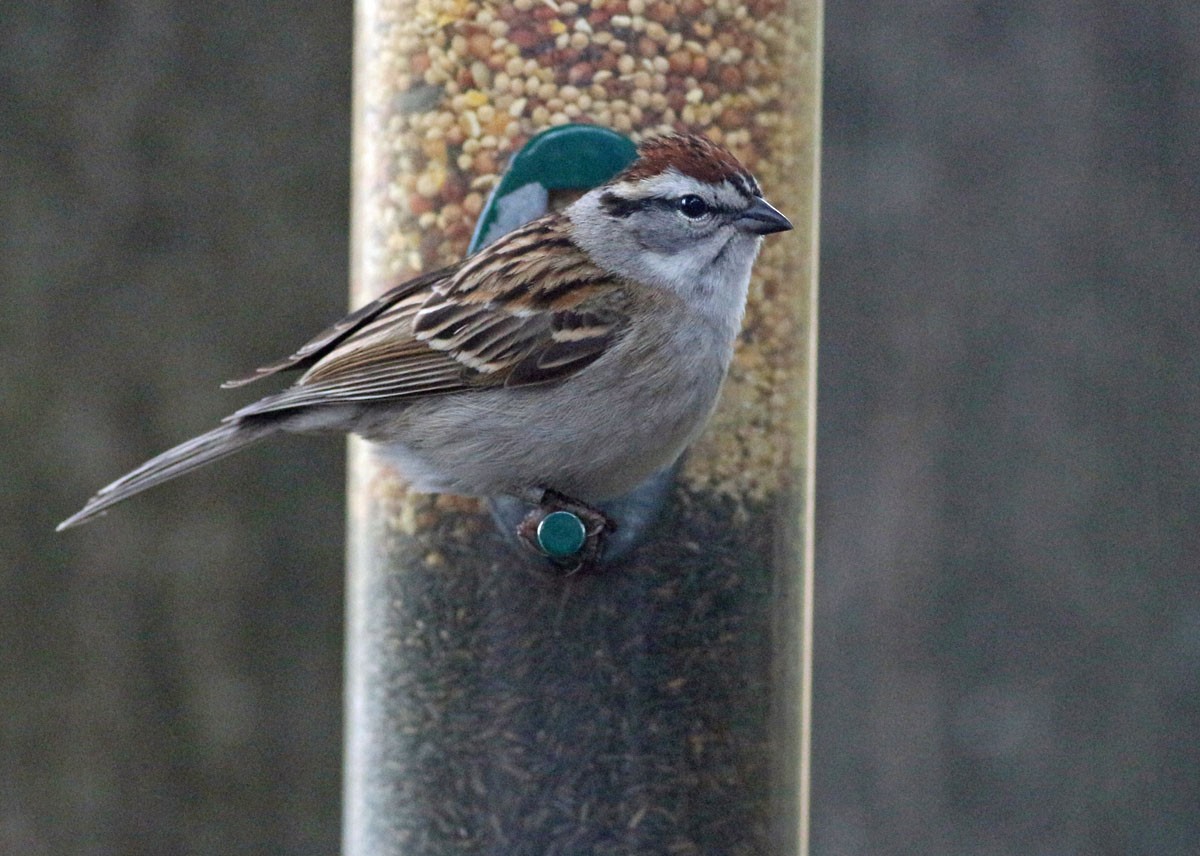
left=675, top=194, right=710, bottom=219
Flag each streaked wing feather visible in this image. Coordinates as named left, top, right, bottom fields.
left=505, top=312, right=618, bottom=386
left=230, top=351, right=464, bottom=419
left=229, top=214, right=628, bottom=418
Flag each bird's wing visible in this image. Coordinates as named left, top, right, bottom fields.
left=228, top=215, right=628, bottom=419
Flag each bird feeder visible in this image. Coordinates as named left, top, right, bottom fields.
left=345, top=1, right=821, bottom=853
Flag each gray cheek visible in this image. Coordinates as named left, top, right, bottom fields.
left=633, top=210, right=696, bottom=254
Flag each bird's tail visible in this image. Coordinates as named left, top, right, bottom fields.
left=57, top=420, right=276, bottom=531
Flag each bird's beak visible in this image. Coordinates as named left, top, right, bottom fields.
left=735, top=198, right=793, bottom=235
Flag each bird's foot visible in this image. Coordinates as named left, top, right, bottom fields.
left=517, top=489, right=618, bottom=574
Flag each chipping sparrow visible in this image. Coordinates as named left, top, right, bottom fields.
left=58, top=132, right=792, bottom=567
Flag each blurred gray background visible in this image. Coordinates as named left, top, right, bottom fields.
left=2, top=2, right=1196, bottom=854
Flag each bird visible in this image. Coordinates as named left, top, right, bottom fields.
left=58, top=132, right=793, bottom=568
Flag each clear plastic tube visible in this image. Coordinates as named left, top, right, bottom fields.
left=345, top=1, right=820, bottom=852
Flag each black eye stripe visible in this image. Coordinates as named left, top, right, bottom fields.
left=600, top=190, right=742, bottom=219
left=599, top=191, right=650, bottom=218
left=678, top=200, right=740, bottom=216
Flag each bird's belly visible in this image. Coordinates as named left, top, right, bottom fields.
left=359, top=357, right=725, bottom=503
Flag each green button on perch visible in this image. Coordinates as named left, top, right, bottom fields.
left=536, top=511, right=588, bottom=559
